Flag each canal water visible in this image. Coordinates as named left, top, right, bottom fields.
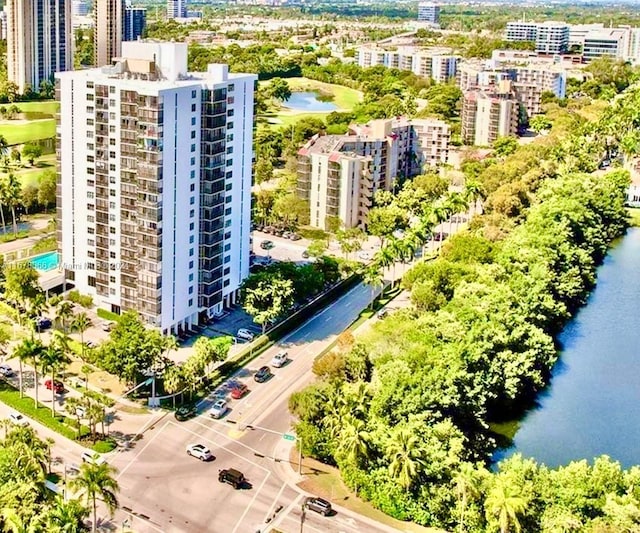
left=494, top=227, right=640, bottom=468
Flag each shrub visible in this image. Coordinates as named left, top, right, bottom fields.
left=92, top=439, right=116, bottom=453
left=67, top=290, right=93, bottom=308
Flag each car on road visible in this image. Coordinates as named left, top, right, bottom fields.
left=68, top=404, right=86, bottom=418
left=230, top=383, right=249, bottom=399
left=174, top=405, right=197, bottom=421
left=253, top=366, right=271, bottom=383
left=236, top=328, right=255, bottom=341
left=218, top=468, right=245, bottom=489
left=209, top=399, right=228, bottom=419
left=8, top=412, right=28, bottom=426
left=45, top=379, right=64, bottom=394
left=305, top=497, right=333, bottom=516
left=0, top=364, right=14, bottom=377
left=186, top=443, right=214, bottom=461
left=271, top=351, right=288, bottom=368
left=36, top=317, right=52, bottom=332
left=260, top=240, right=275, bottom=250
left=81, top=450, right=106, bottom=465
left=302, top=250, right=310, bottom=259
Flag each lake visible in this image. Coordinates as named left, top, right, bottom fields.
left=283, top=92, right=338, bottom=112
left=494, top=227, right=640, bottom=468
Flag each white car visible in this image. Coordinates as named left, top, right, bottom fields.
left=237, top=328, right=255, bottom=341
left=271, top=351, right=288, bottom=368
left=186, top=443, right=213, bottom=461
left=9, top=412, right=28, bottom=426
left=358, top=251, right=372, bottom=261
left=0, top=364, right=14, bottom=377
left=81, top=450, right=106, bottom=465
left=209, top=399, right=228, bottom=419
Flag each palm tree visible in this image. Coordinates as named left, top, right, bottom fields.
left=386, top=426, right=426, bottom=492
left=337, top=415, right=370, bottom=468
left=363, top=266, right=384, bottom=310
left=4, top=173, right=22, bottom=237
left=453, top=463, right=483, bottom=533
left=484, top=477, right=528, bottom=533
left=13, top=338, right=44, bottom=399
left=464, top=179, right=485, bottom=217
left=41, top=343, right=68, bottom=416
left=0, top=178, right=8, bottom=235
left=70, top=461, right=119, bottom=533
left=71, top=313, right=92, bottom=360
left=55, top=302, right=75, bottom=334
left=163, top=365, right=185, bottom=409
left=64, top=396, right=85, bottom=438
left=45, top=495, right=89, bottom=533
left=81, top=364, right=93, bottom=390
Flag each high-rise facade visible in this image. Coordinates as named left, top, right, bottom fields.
left=166, top=0, right=187, bottom=19
left=535, top=22, right=570, bottom=54
left=123, top=2, right=146, bottom=42
left=417, top=2, right=440, bottom=24
left=94, top=0, right=122, bottom=66
left=297, top=118, right=450, bottom=230
left=56, top=42, right=256, bottom=334
left=6, top=0, right=72, bottom=94
left=462, top=83, right=519, bottom=146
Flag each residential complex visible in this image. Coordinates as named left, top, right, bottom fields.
left=505, top=20, right=570, bottom=54
left=462, top=82, right=519, bottom=146
left=297, top=118, right=450, bottom=230
left=94, top=0, right=122, bottom=67
left=583, top=29, right=630, bottom=62
left=56, top=41, right=256, bottom=334
left=123, top=1, right=146, bottom=42
left=417, top=2, right=440, bottom=24
left=6, top=0, right=73, bottom=93
left=355, top=46, right=458, bottom=83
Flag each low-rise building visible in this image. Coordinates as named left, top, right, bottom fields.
left=297, top=118, right=450, bottom=230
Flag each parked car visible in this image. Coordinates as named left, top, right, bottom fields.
left=45, top=379, right=64, bottom=394
left=230, top=383, right=249, bottom=399
left=9, top=412, right=28, bottom=426
left=290, top=233, right=301, bottom=241
left=0, top=364, right=14, bottom=377
left=376, top=308, right=388, bottom=319
left=36, top=317, right=52, bottom=332
left=237, top=328, right=255, bottom=341
left=81, top=451, right=106, bottom=465
left=305, top=497, right=333, bottom=516
left=302, top=250, right=310, bottom=259
left=186, top=443, right=214, bottom=461
left=271, top=351, right=288, bottom=368
left=282, top=231, right=292, bottom=239
left=209, top=399, right=229, bottom=419
left=174, top=405, right=197, bottom=421
left=254, top=366, right=271, bottom=383
left=358, top=251, right=372, bottom=261
left=218, top=468, right=245, bottom=489
left=101, top=321, right=115, bottom=332
left=260, top=240, right=274, bottom=250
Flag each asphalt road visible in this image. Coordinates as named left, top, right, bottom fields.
left=109, top=281, right=393, bottom=533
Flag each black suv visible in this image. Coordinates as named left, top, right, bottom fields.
left=254, top=366, right=271, bottom=383
left=174, top=405, right=197, bottom=421
left=218, top=468, right=245, bottom=489
left=305, top=497, right=332, bottom=516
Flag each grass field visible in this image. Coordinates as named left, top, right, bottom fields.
left=13, top=100, right=60, bottom=115
left=1, top=119, right=56, bottom=145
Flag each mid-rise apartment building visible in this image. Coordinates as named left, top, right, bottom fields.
left=583, top=29, right=629, bottom=62
left=417, top=2, right=440, bottom=24
left=56, top=42, right=256, bottom=334
left=506, top=21, right=538, bottom=42
left=123, top=1, right=146, bottom=42
left=462, top=83, right=519, bottom=146
left=297, top=118, right=449, bottom=230
left=6, top=0, right=72, bottom=94
left=535, top=21, right=570, bottom=54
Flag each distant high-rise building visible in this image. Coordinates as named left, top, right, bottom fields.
left=6, top=0, right=73, bottom=94
left=123, top=2, right=146, bottom=42
left=56, top=42, right=256, bottom=333
left=94, top=0, right=122, bottom=66
left=583, top=29, right=629, bottom=62
left=535, top=21, right=570, bottom=54
left=72, top=0, right=88, bottom=16
left=505, top=21, right=538, bottom=42
left=0, top=11, right=7, bottom=41
left=166, top=0, right=187, bottom=19
left=417, top=2, right=440, bottom=24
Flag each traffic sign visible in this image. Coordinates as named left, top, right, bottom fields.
left=282, top=433, right=296, bottom=441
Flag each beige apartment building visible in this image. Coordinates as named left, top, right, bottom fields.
left=462, top=84, right=519, bottom=146
left=297, top=118, right=450, bottom=230
left=94, top=0, right=122, bottom=67
left=6, top=0, right=72, bottom=93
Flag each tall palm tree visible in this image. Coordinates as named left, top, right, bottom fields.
left=363, top=266, right=384, bottom=310
left=13, top=338, right=44, bottom=399
left=162, top=365, right=185, bottom=409
left=45, top=496, right=89, bottom=533
left=55, top=302, right=74, bottom=334
left=386, top=426, right=426, bottom=492
left=70, top=461, right=119, bottom=533
left=71, top=313, right=92, bottom=360
left=337, top=415, right=370, bottom=468
left=41, top=343, right=68, bottom=416
left=64, top=396, right=85, bottom=439
left=4, top=173, right=22, bottom=237
left=0, top=178, right=8, bottom=236
left=484, top=478, right=528, bottom=533
left=453, top=463, right=483, bottom=533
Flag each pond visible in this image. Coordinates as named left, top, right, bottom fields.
left=283, top=92, right=338, bottom=112
left=494, top=227, right=640, bottom=468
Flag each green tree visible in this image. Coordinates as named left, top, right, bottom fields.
left=492, top=136, right=519, bottom=157
left=21, top=144, right=42, bottom=166
left=4, top=265, right=42, bottom=324
left=485, top=477, right=529, bottom=533
left=37, top=170, right=57, bottom=212
left=162, top=365, right=186, bottom=409
left=254, top=158, right=274, bottom=184
left=242, top=276, right=294, bottom=333
left=385, top=425, right=426, bottom=491
left=70, top=462, right=119, bottom=533
left=529, top=115, right=552, bottom=134
left=44, top=495, right=89, bottom=533
left=306, top=239, right=327, bottom=258
left=268, top=77, right=292, bottom=101
left=40, top=343, right=69, bottom=417
left=71, top=312, right=92, bottom=360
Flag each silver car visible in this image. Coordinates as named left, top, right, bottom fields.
left=209, top=399, right=228, bottom=419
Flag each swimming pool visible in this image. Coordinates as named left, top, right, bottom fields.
left=29, top=251, right=59, bottom=271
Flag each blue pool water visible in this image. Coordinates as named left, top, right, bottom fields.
left=30, top=251, right=59, bottom=271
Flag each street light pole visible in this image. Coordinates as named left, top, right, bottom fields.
left=241, top=423, right=303, bottom=474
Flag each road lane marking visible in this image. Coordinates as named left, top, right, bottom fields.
left=262, top=480, right=289, bottom=525
left=116, top=420, right=171, bottom=479
left=231, top=467, right=271, bottom=533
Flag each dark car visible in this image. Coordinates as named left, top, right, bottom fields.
left=260, top=240, right=274, bottom=250
left=174, top=405, right=197, bottom=421
left=254, top=366, right=271, bottom=383
left=36, top=317, right=52, bottom=332
left=305, top=497, right=332, bottom=516
left=44, top=379, right=64, bottom=394
left=302, top=250, right=310, bottom=259
left=230, top=383, right=249, bottom=399
left=218, top=468, right=245, bottom=489
left=290, top=233, right=301, bottom=241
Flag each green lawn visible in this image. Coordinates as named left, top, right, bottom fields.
left=1, top=119, right=56, bottom=145
left=3, top=153, right=57, bottom=187
left=14, top=100, right=60, bottom=115
left=628, top=207, right=640, bottom=227
left=262, top=110, right=332, bottom=128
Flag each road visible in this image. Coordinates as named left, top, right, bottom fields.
left=108, top=281, right=394, bottom=533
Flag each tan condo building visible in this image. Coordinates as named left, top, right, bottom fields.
left=462, top=83, right=519, bottom=146
left=94, top=0, right=122, bottom=67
